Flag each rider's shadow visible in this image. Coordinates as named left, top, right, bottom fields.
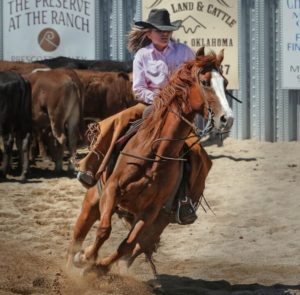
left=148, top=274, right=300, bottom=295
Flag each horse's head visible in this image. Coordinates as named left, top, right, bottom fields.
left=189, top=47, right=234, bottom=133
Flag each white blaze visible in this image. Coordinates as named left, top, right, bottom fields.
left=211, top=70, right=233, bottom=118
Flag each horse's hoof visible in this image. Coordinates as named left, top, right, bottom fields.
left=73, top=251, right=87, bottom=268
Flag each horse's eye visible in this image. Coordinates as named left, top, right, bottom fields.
left=201, top=80, right=210, bottom=87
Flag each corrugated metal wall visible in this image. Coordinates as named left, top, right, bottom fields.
left=1, top=0, right=299, bottom=141
left=232, top=0, right=300, bottom=142
left=95, top=0, right=139, bottom=61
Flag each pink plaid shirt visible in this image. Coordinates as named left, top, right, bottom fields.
left=132, top=41, right=195, bottom=104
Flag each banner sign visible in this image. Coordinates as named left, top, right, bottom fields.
left=142, top=0, right=239, bottom=89
left=281, top=0, right=300, bottom=89
left=3, top=0, right=95, bottom=62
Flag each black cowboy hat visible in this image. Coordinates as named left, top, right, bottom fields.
left=135, top=9, right=181, bottom=31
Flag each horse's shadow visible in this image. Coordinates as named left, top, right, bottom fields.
left=148, top=274, right=300, bottom=295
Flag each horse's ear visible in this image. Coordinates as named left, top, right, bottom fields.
left=217, top=49, right=224, bottom=64
left=196, top=47, right=205, bottom=58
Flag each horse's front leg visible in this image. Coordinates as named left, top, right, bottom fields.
left=67, top=186, right=100, bottom=268
left=78, top=182, right=118, bottom=271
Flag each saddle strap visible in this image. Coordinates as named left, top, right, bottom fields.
left=115, top=118, right=143, bottom=147
left=115, top=105, right=153, bottom=147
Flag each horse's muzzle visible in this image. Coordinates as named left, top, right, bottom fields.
left=218, top=115, right=234, bottom=132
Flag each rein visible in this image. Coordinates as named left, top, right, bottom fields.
left=120, top=108, right=214, bottom=163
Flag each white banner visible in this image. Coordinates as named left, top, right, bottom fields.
left=142, top=0, right=239, bottom=89
left=281, top=0, right=300, bottom=89
left=3, top=0, right=95, bottom=62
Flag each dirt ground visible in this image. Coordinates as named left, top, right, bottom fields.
left=0, top=138, right=299, bottom=295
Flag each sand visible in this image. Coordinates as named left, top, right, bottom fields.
left=0, top=138, right=299, bottom=295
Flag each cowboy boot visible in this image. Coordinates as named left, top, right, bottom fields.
left=77, top=134, right=105, bottom=188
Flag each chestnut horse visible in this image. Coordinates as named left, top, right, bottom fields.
left=67, top=48, right=234, bottom=275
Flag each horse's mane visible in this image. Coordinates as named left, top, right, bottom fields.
left=140, top=52, right=219, bottom=141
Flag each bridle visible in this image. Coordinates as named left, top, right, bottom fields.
left=121, top=63, right=241, bottom=162
left=120, top=67, right=216, bottom=163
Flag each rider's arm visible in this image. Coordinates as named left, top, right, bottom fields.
left=132, top=51, right=160, bottom=105
left=132, top=44, right=195, bottom=104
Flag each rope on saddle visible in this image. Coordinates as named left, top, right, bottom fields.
left=86, top=122, right=101, bottom=150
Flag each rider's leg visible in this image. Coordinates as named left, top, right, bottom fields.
left=186, top=137, right=212, bottom=198
left=77, top=103, right=146, bottom=187
left=175, top=136, right=212, bottom=224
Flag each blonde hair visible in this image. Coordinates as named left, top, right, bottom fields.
left=126, top=26, right=152, bottom=54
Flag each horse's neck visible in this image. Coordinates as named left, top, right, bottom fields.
left=154, top=108, right=194, bottom=158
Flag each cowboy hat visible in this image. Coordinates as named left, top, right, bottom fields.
left=134, top=9, right=181, bottom=31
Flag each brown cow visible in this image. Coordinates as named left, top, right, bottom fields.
left=0, top=71, right=32, bottom=180
left=24, top=68, right=83, bottom=172
left=32, top=56, right=133, bottom=73
left=74, top=70, right=137, bottom=120
left=0, top=60, right=47, bottom=74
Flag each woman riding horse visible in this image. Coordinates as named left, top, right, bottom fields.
left=68, top=45, right=234, bottom=275
left=77, top=9, right=222, bottom=223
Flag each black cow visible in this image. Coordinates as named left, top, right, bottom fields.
left=0, top=71, right=32, bottom=180
left=33, top=56, right=133, bottom=73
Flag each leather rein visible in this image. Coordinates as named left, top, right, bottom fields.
left=120, top=65, right=240, bottom=163
left=120, top=107, right=214, bottom=163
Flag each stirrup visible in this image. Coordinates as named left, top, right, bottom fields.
left=175, top=196, right=197, bottom=225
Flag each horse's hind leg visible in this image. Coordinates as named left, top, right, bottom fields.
left=126, top=209, right=170, bottom=276
left=67, top=186, right=100, bottom=268
left=97, top=205, right=161, bottom=271
left=126, top=245, right=158, bottom=278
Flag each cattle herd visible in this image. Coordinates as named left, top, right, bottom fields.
left=0, top=57, right=135, bottom=181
